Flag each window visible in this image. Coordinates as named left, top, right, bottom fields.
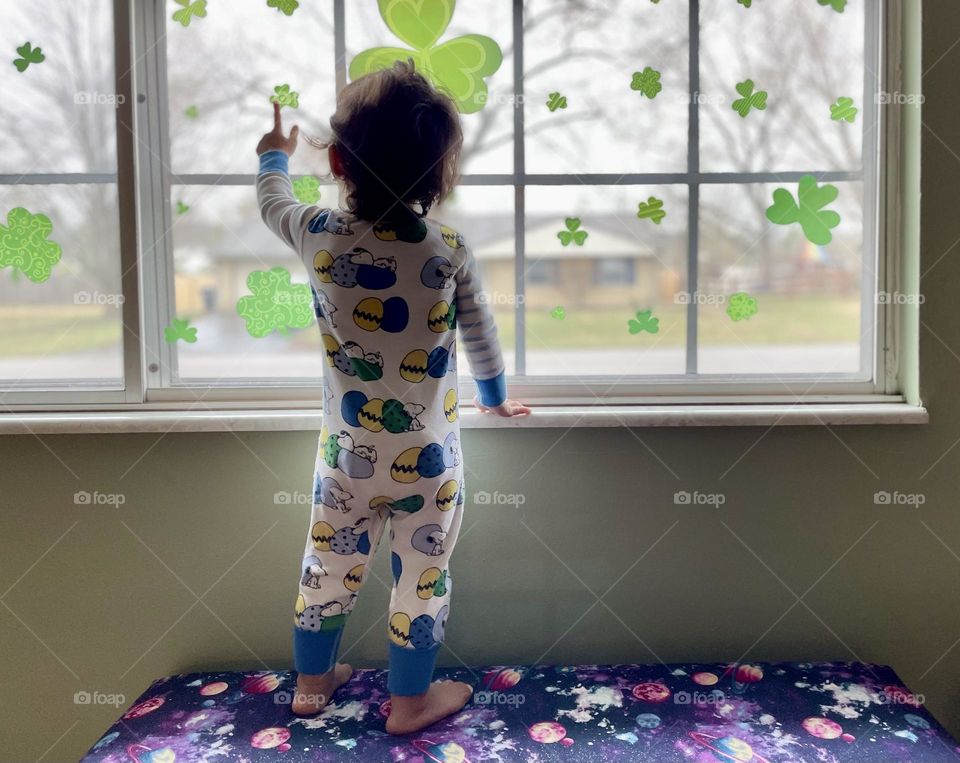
left=0, top=0, right=911, bottom=415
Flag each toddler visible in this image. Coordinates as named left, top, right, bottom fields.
left=256, top=61, right=530, bottom=734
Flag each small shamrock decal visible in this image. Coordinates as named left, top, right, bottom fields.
left=270, top=84, right=300, bottom=109
left=766, top=174, right=841, bottom=246
left=550, top=306, right=566, bottom=320
left=292, top=176, right=321, bottom=204
left=164, top=318, right=198, bottom=344
left=236, top=267, right=314, bottom=338
left=172, top=0, right=207, bottom=27
left=732, top=79, right=767, bottom=117
left=267, top=0, right=299, bottom=15
left=737, top=0, right=754, bottom=6
left=184, top=104, right=199, bottom=119
left=830, top=97, right=858, bottom=123
left=0, top=208, right=62, bottom=283
left=637, top=197, right=666, bottom=224
left=546, top=92, right=567, bottom=112
left=175, top=201, right=190, bottom=215
left=631, top=67, right=663, bottom=99
left=628, top=309, right=660, bottom=334
left=726, top=292, right=759, bottom=321
left=349, top=0, right=502, bottom=114
left=817, top=0, right=846, bottom=12
left=557, top=217, right=588, bottom=246
left=13, top=42, right=45, bottom=72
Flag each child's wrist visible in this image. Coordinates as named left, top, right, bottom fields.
left=258, top=149, right=290, bottom=175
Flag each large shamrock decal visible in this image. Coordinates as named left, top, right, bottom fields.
left=349, top=0, right=503, bottom=114
left=0, top=208, right=62, bottom=283
left=765, top=175, right=841, bottom=246
left=236, top=267, right=314, bottom=337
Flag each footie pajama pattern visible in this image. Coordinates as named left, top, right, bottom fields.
left=257, top=149, right=506, bottom=695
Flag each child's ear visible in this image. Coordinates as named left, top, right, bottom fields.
left=328, top=145, right=344, bottom=179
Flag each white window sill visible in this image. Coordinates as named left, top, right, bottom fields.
left=0, top=403, right=927, bottom=434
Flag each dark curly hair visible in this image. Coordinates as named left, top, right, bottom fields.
left=317, top=60, right=463, bottom=223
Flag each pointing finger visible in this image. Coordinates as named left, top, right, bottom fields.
left=273, top=101, right=282, bottom=132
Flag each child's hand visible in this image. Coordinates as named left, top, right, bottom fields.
left=257, top=102, right=300, bottom=156
left=473, top=396, right=532, bottom=417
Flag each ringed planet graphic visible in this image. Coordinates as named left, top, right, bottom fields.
left=411, top=739, right=469, bottom=762
left=632, top=682, right=672, bottom=702
left=122, top=696, right=165, bottom=719
left=241, top=673, right=280, bottom=694
left=689, top=732, right=772, bottom=762
left=802, top=716, right=843, bottom=739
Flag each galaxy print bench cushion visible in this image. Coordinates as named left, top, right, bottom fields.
left=81, top=661, right=959, bottom=762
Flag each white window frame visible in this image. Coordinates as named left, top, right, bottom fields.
left=0, top=0, right=921, bottom=423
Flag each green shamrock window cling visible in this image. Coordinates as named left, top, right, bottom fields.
left=726, top=292, right=759, bottom=322
left=557, top=217, right=588, bottom=246
left=236, top=267, right=314, bottom=338
left=628, top=309, right=660, bottom=335
left=292, top=176, right=322, bottom=205
left=732, top=79, right=767, bottom=118
left=830, top=97, right=858, bottom=123
left=349, top=0, right=503, bottom=114
left=267, top=0, right=300, bottom=15
left=817, top=0, right=846, bottom=12
left=270, top=84, right=300, bottom=109
left=637, top=197, right=666, bottom=225
left=13, top=42, right=45, bottom=72
left=0, top=208, right=62, bottom=283
left=630, top=67, right=663, bottom=99
left=164, top=318, right=198, bottom=344
left=171, top=0, right=207, bottom=27
left=766, top=175, right=842, bottom=246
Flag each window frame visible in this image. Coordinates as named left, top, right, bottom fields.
left=0, top=0, right=912, bottom=413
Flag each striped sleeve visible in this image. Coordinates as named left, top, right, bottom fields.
left=454, top=241, right=507, bottom=407
left=255, top=150, right=317, bottom=258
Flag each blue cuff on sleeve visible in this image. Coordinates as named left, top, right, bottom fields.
left=388, top=643, right=440, bottom=696
left=258, top=149, right=290, bottom=175
left=293, top=626, right=344, bottom=675
left=475, top=371, right=507, bottom=408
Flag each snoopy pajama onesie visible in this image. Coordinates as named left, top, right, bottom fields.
left=257, top=150, right=506, bottom=695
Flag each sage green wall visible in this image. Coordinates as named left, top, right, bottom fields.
left=3, top=3, right=958, bottom=761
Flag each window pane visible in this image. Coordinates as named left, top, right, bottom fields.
left=523, top=185, right=688, bottom=376
left=699, top=0, right=866, bottom=173
left=345, top=1, right=514, bottom=174
left=169, top=184, right=334, bottom=382
left=523, top=0, right=689, bottom=174
left=698, top=181, right=866, bottom=375
left=0, top=185, right=123, bottom=386
left=432, top=186, right=517, bottom=375
left=0, top=1, right=117, bottom=174
left=167, top=2, right=337, bottom=176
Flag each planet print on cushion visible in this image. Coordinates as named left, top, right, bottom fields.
left=81, top=661, right=960, bottom=762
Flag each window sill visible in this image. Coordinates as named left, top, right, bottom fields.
left=0, top=402, right=927, bottom=434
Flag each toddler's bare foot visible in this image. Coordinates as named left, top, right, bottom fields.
left=385, top=680, right=472, bottom=735
left=291, top=662, right=353, bottom=716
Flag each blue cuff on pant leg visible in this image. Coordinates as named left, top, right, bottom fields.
left=388, top=643, right=440, bottom=696
left=293, top=627, right=344, bottom=675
